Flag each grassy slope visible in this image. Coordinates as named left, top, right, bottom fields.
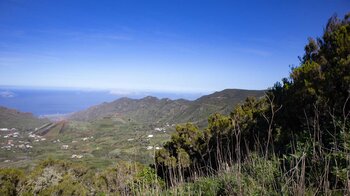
left=70, top=89, right=265, bottom=126
left=0, top=106, right=50, bottom=130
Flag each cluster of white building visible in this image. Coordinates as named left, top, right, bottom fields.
left=28, top=132, right=46, bottom=142
left=0, top=130, right=91, bottom=161
left=71, top=154, right=83, bottom=159
left=3, top=131, right=20, bottom=138
left=154, top=123, right=173, bottom=132
left=82, top=136, right=93, bottom=141
left=146, top=146, right=161, bottom=150
left=1, top=140, right=33, bottom=150
left=0, top=128, right=17, bottom=132
left=0, top=132, right=48, bottom=152
left=18, top=144, right=33, bottom=149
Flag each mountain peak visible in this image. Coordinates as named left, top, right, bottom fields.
left=142, top=96, right=158, bottom=101
left=69, top=89, right=265, bottom=124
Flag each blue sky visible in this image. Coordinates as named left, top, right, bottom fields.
left=0, top=0, right=349, bottom=93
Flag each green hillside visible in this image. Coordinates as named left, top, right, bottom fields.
left=70, top=89, right=265, bottom=126
left=0, top=106, right=50, bottom=130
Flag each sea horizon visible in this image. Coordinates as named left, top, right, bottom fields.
left=0, top=86, right=207, bottom=116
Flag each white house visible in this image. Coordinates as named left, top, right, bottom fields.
left=147, top=146, right=153, bottom=150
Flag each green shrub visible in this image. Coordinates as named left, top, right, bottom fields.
left=0, top=168, right=24, bottom=196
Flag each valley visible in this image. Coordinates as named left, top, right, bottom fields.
left=0, top=89, right=264, bottom=169
left=0, top=119, right=172, bottom=169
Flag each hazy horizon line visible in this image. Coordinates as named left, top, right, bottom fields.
left=0, top=84, right=266, bottom=94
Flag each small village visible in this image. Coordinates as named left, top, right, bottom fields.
left=0, top=128, right=89, bottom=161
left=0, top=123, right=170, bottom=163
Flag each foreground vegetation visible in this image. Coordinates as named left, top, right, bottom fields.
left=155, top=13, right=350, bottom=195
left=1, top=13, right=349, bottom=195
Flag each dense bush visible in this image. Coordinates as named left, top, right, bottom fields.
left=0, top=168, right=23, bottom=196
left=155, top=13, right=350, bottom=194
left=0, top=159, right=164, bottom=195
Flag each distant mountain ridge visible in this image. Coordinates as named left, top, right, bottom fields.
left=70, top=89, right=265, bottom=125
left=0, top=106, right=50, bottom=130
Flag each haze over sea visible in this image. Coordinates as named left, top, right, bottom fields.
left=0, top=87, right=204, bottom=116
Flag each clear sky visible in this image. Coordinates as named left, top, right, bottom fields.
left=0, top=0, right=349, bottom=93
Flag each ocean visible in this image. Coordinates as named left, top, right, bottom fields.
left=0, top=87, right=204, bottom=116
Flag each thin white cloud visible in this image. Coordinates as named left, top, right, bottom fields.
left=33, top=29, right=133, bottom=41
left=230, top=47, right=272, bottom=57
left=0, top=91, right=15, bottom=98
left=109, top=89, right=134, bottom=95
left=88, top=34, right=132, bottom=41
left=240, top=48, right=272, bottom=57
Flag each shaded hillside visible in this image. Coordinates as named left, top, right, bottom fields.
left=175, top=89, right=266, bottom=124
left=0, top=106, right=50, bottom=130
left=70, top=89, right=265, bottom=125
